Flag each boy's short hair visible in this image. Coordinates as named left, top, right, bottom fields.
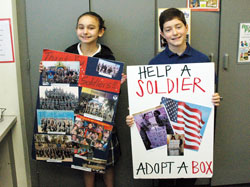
left=159, top=8, right=187, bottom=32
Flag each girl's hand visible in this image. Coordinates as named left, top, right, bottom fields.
left=39, top=61, right=44, bottom=73
left=126, top=115, right=134, bottom=127
left=212, top=93, right=221, bottom=106
left=121, top=73, right=127, bottom=84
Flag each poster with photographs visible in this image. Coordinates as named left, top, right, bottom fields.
left=32, top=49, right=123, bottom=173
left=41, top=61, right=80, bottom=85
left=127, top=63, right=215, bottom=178
left=39, top=85, right=79, bottom=111
left=77, top=87, right=119, bottom=122
left=37, top=110, right=74, bottom=134
left=158, top=8, right=191, bottom=53
left=78, top=57, right=124, bottom=93
left=34, top=134, right=73, bottom=162
left=187, top=0, right=220, bottom=11
left=71, top=115, right=113, bottom=152
left=133, top=105, right=173, bottom=150
left=238, top=23, right=250, bottom=63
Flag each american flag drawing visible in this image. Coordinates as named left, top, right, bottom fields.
left=161, top=97, right=211, bottom=151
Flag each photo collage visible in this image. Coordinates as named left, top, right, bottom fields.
left=33, top=50, right=123, bottom=173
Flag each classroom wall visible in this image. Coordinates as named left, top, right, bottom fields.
left=16, top=0, right=217, bottom=186
left=8, top=0, right=250, bottom=186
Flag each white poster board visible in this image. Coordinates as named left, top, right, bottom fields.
left=127, top=63, right=214, bottom=179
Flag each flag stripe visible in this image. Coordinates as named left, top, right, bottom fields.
left=178, top=104, right=205, bottom=125
left=184, top=144, right=199, bottom=151
left=177, top=115, right=202, bottom=130
left=185, top=136, right=201, bottom=145
left=178, top=108, right=205, bottom=125
left=179, top=102, right=203, bottom=117
left=185, top=130, right=201, bottom=139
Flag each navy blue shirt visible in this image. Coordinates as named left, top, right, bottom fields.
left=149, top=43, right=210, bottom=65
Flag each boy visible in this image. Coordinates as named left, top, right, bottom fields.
left=126, top=8, right=221, bottom=186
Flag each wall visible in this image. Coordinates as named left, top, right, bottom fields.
left=13, top=0, right=250, bottom=186
left=0, top=0, right=31, bottom=186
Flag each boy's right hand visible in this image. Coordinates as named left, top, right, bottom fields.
left=126, top=115, right=134, bottom=127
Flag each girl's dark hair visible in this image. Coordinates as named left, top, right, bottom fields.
left=76, top=11, right=106, bottom=30
left=159, top=8, right=187, bottom=32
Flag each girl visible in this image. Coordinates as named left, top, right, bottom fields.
left=40, top=12, right=124, bottom=187
left=65, top=12, right=124, bottom=187
left=65, top=12, right=115, bottom=60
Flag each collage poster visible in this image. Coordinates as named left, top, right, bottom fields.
left=238, top=23, right=250, bottom=63
left=127, top=63, right=215, bottom=178
left=32, top=49, right=123, bottom=173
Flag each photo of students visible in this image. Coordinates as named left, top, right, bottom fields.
left=41, top=61, right=80, bottom=85
left=39, top=85, right=79, bottom=111
left=77, top=88, right=118, bottom=122
left=96, top=59, right=120, bottom=78
left=34, top=134, right=73, bottom=162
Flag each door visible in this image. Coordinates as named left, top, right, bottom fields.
left=212, top=0, right=250, bottom=185
left=24, top=1, right=89, bottom=186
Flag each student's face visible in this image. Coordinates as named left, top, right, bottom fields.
left=76, top=15, right=104, bottom=45
left=160, top=18, right=188, bottom=50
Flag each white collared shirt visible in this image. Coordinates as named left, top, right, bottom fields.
left=77, top=43, right=101, bottom=57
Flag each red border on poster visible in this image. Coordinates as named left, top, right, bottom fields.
left=0, top=18, right=15, bottom=63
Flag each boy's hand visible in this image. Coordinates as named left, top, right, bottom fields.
left=212, top=93, right=221, bottom=106
left=126, top=115, right=134, bottom=127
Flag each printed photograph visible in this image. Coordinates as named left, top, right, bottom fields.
left=167, top=134, right=185, bottom=156
left=96, top=59, right=120, bottom=78
left=71, top=115, right=113, bottom=151
left=39, top=85, right=79, bottom=111
left=77, top=87, right=118, bottom=122
left=133, top=105, right=174, bottom=150
left=82, top=157, right=107, bottom=174
left=72, top=142, right=91, bottom=157
left=34, top=134, right=73, bottom=162
left=37, top=110, right=74, bottom=134
left=41, top=61, right=80, bottom=85
left=84, top=57, right=124, bottom=80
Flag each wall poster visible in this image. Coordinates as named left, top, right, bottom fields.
left=238, top=23, right=250, bottom=63
left=127, top=63, right=215, bottom=179
left=187, top=0, right=220, bottom=11
left=0, top=18, right=15, bottom=63
left=158, top=8, right=191, bottom=53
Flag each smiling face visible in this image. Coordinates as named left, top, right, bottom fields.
left=76, top=15, right=104, bottom=45
left=160, top=18, right=188, bottom=52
